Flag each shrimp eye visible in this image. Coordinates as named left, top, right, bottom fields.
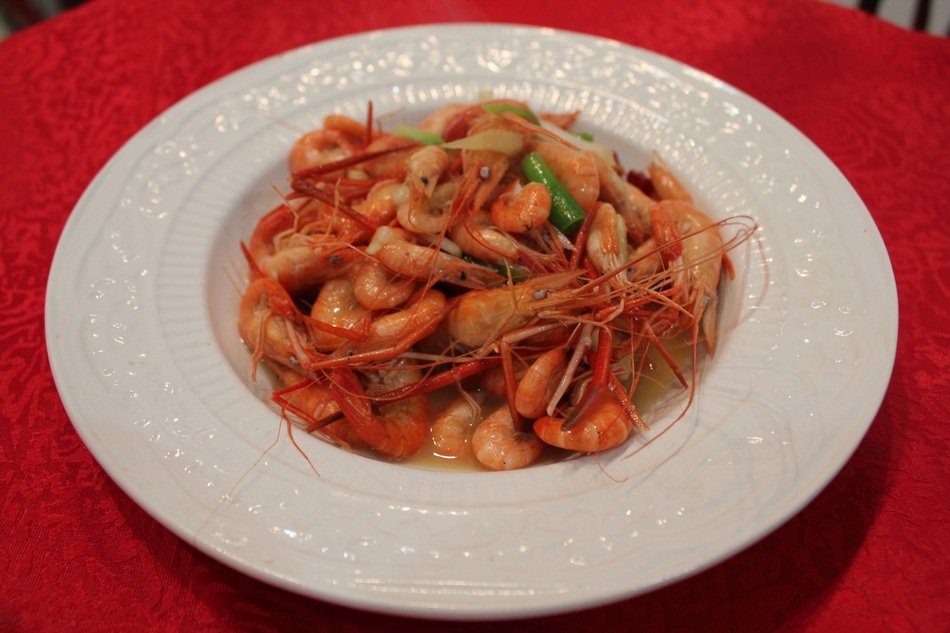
left=329, top=255, right=342, bottom=265
left=533, top=289, right=548, bottom=300
left=458, top=271, right=467, bottom=281
left=479, top=166, right=490, bottom=179
left=420, top=176, right=429, bottom=185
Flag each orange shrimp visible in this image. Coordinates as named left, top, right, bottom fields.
left=353, top=179, right=404, bottom=226
left=627, top=237, right=663, bottom=281
left=246, top=202, right=360, bottom=295
left=585, top=202, right=629, bottom=286
left=445, top=272, right=578, bottom=348
left=268, top=363, right=342, bottom=430
left=354, top=288, right=447, bottom=354
left=649, top=152, right=693, bottom=203
left=480, top=364, right=512, bottom=399
left=441, top=99, right=533, bottom=141
left=649, top=200, right=723, bottom=353
left=288, top=128, right=361, bottom=174
left=331, top=364, right=429, bottom=459
left=299, top=287, right=448, bottom=371
left=361, top=134, right=417, bottom=179
left=238, top=277, right=370, bottom=375
left=595, top=155, right=650, bottom=244
left=352, top=259, right=416, bottom=310
left=532, top=386, right=633, bottom=453
left=430, top=394, right=483, bottom=457
left=367, top=226, right=502, bottom=289
left=255, top=233, right=359, bottom=295
left=448, top=210, right=520, bottom=264
left=238, top=277, right=317, bottom=373
left=238, top=100, right=756, bottom=470
left=490, top=181, right=551, bottom=233
left=532, top=139, right=600, bottom=211
left=417, top=103, right=468, bottom=136
left=452, top=113, right=528, bottom=214
left=625, top=182, right=656, bottom=229
left=472, top=406, right=544, bottom=470
left=396, top=145, right=454, bottom=234
left=322, top=113, right=367, bottom=139
left=514, top=348, right=567, bottom=419
left=308, top=275, right=370, bottom=351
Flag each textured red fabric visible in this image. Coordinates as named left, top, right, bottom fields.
left=1, top=0, right=948, bottom=631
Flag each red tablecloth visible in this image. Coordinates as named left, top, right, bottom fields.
left=2, top=0, right=948, bottom=630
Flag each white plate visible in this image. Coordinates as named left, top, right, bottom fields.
left=45, top=25, right=897, bottom=620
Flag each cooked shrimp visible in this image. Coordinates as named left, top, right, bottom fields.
left=269, top=363, right=341, bottom=428
left=368, top=226, right=501, bottom=289
left=352, top=259, right=415, bottom=310
left=595, top=155, right=650, bottom=244
left=453, top=113, right=527, bottom=213
left=354, top=288, right=447, bottom=354
left=625, top=182, right=656, bottom=231
left=514, top=348, right=567, bottom=419
left=448, top=210, right=520, bottom=264
left=627, top=237, right=663, bottom=281
left=301, top=287, right=449, bottom=372
left=322, top=113, right=366, bottom=139
left=397, top=145, right=453, bottom=234
left=320, top=418, right=365, bottom=450
left=418, top=103, right=468, bottom=136
left=238, top=277, right=316, bottom=373
left=308, top=275, right=369, bottom=351
left=585, top=202, right=629, bottom=286
left=480, top=364, right=511, bottom=398
left=649, top=152, right=693, bottom=203
left=353, top=179, right=404, bottom=226
left=490, top=181, right=551, bottom=233
left=649, top=200, right=723, bottom=353
left=533, top=387, right=633, bottom=453
left=431, top=394, right=483, bottom=457
left=332, top=363, right=429, bottom=459
left=254, top=232, right=358, bottom=295
left=289, top=128, right=360, bottom=174
left=445, top=272, right=578, bottom=348
left=472, top=406, right=544, bottom=470
left=362, top=134, right=416, bottom=179
left=532, top=140, right=600, bottom=211
left=247, top=202, right=360, bottom=295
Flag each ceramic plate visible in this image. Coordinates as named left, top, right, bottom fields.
left=45, top=24, right=897, bottom=619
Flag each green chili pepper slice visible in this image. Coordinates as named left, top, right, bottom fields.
left=521, top=151, right=586, bottom=235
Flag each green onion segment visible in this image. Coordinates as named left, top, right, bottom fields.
left=521, top=151, right=586, bottom=235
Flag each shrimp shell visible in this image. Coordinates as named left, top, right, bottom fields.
left=490, top=181, right=551, bottom=233
left=472, top=406, right=544, bottom=470
left=533, top=388, right=633, bottom=453
left=515, top=348, right=567, bottom=419
left=431, top=395, right=483, bottom=457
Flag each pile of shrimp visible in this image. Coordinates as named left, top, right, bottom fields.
left=237, top=99, right=755, bottom=470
